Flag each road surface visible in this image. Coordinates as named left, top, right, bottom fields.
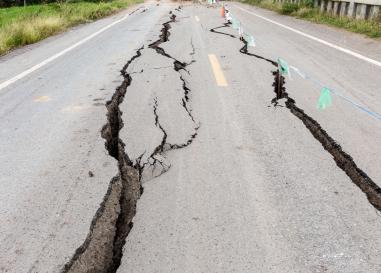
left=0, top=1, right=381, bottom=272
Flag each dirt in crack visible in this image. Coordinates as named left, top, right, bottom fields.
left=61, top=46, right=143, bottom=273
left=210, top=23, right=381, bottom=212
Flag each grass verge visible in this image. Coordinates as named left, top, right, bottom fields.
left=242, top=0, right=381, bottom=38
left=0, top=0, right=142, bottom=55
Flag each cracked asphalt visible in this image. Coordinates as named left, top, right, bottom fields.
left=1, top=1, right=381, bottom=272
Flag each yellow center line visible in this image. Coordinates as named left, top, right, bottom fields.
left=208, top=54, right=228, bottom=87
left=62, top=104, right=87, bottom=113
left=195, top=15, right=200, bottom=22
left=34, top=96, right=51, bottom=102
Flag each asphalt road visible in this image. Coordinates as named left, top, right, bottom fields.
left=1, top=1, right=381, bottom=273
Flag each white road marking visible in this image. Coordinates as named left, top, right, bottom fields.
left=0, top=9, right=139, bottom=92
left=195, top=15, right=200, bottom=22
left=235, top=6, right=381, bottom=68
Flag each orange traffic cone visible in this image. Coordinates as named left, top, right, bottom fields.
left=220, top=6, right=225, bottom=17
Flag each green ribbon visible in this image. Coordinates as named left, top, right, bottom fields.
left=317, top=87, right=332, bottom=110
left=244, top=34, right=255, bottom=47
left=277, top=58, right=289, bottom=76
left=232, top=17, right=239, bottom=30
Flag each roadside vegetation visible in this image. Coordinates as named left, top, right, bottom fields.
left=242, top=0, right=381, bottom=38
left=0, top=0, right=142, bottom=55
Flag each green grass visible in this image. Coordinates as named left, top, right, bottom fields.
left=0, top=0, right=142, bottom=55
left=242, top=0, right=381, bottom=38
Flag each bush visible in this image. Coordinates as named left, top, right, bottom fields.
left=294, top=6, right=316, bottom=17
left=281, top=2, right=300, bottom=14
left=0, top=16, right=64, bottom=52
left=0, top=0, right=58, bottom=8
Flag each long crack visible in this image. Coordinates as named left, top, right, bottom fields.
left=285, top=99, right=381, bottom=211
left=62, top=10, right=201, bottom=273
left=148, top=13, right=196, bottom=119
left=61, top=46, right=144, bottom=273
left=210, top=24, right=381, bottom=212
left=239, top=41, right=289, bottom=106
left=210, top=23, right=236, bottom=38
left=141, top=12, right=199, bottom=176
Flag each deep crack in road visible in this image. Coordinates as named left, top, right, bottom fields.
left=62, top=9, right=200, bottom=273
left=210, top=22, right=381, bottom=212
left=1, top=3, right=381, bottom=273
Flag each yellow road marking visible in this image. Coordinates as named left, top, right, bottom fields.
left=195, top=15, right=200, bottom=22
left=62, top=104, right=87, bottom=112
left=208, top=54, right=228, bottom=87
left=34, top=96, right=51, bottom=102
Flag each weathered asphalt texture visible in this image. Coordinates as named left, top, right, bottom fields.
left=0, top=1, right=381, bottom=273
left=118, top=4, right=381, bottom=273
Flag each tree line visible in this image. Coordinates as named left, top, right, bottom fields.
left=0, top=0, right=103, bottom=8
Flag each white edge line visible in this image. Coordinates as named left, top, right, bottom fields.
left=235, top=6, right=381, bottom=68
left=0, top=12, right=134, bottom=91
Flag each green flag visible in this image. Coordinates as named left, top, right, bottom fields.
left=232, top=17, right=239, bottom=30
left=277, top=58, right=289, bottom=76
left=317, top=87, right=332, bottom=110
left=244, top=33, right=255, bottom=47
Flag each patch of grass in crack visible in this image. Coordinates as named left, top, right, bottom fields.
left=0, top=0, right=142, bottom=55
left=241, top=0, right=381, bottom=38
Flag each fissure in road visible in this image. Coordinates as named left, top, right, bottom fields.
left=210, top=24, right=381, bottom=212
left=142, top=10, right=199, bottom=177
left=62, top=46, right=143, bottom=273
left=62, top=10, right=199, bottom=273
